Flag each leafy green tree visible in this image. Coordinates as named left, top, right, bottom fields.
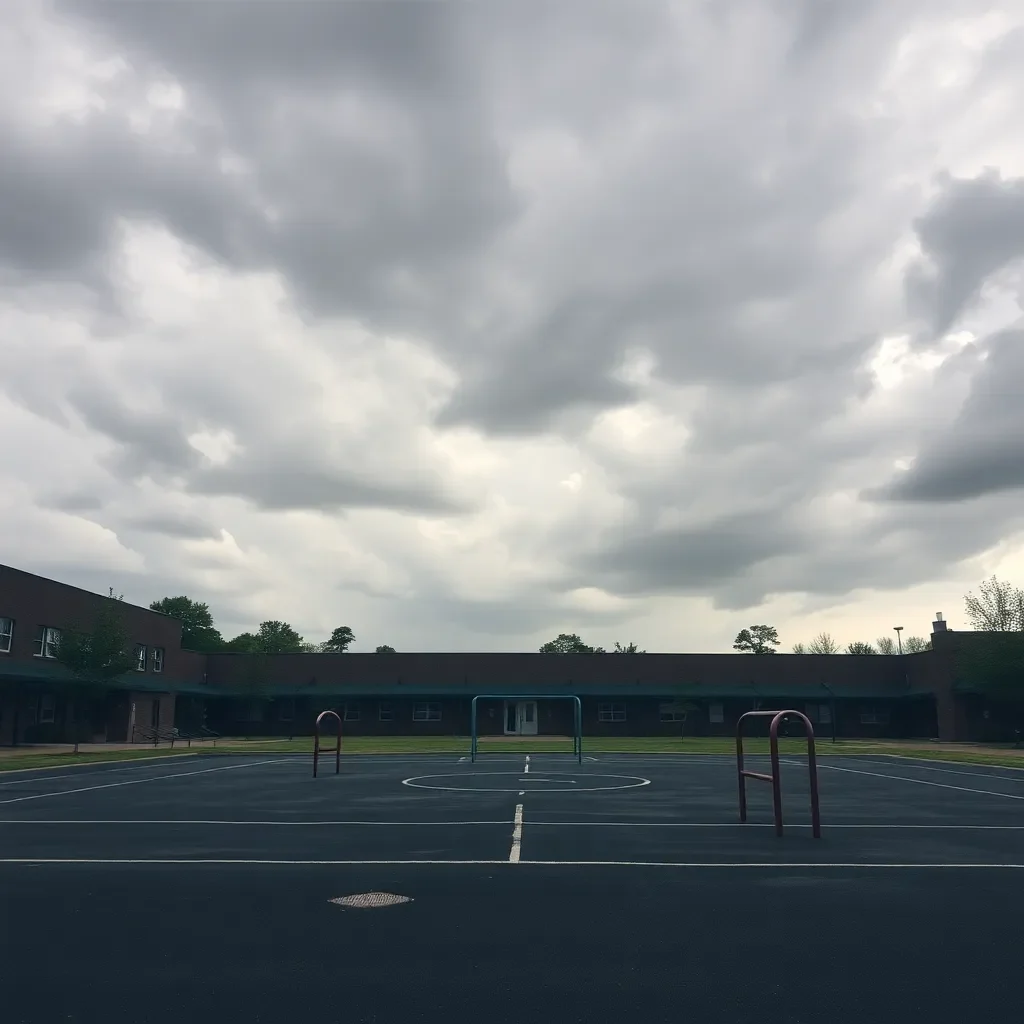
left=875, top=636, right=897, bottom=655
left=56, top=589, right=135, bottom=679
left=223, top=632, right=259, bottom=653
left=224, top=621, right=306, bottom=654
left=732, top=625, right=780, bottom=654
left=254, top=620, right=305, bottom=654
left=847, top=641, right=875, bottom=654
left=613, top=641, right=645, bottom=653
left=55, top=589, right=136, bottom=751
left=540, top=633, right=595, bottom=653
left=807, top=632, right=841, bottom=654
left=149, top=596, right=224, bottom=651
left=903, top=636, right=932, bottom=653
left=964, top=575, right=1024, bottom=631
left=320, top=626, right=355, bottom=653
left=375, top=645, right=397, bottom=653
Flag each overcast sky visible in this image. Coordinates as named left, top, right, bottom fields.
left=3, top=0, right=1024, bottom=653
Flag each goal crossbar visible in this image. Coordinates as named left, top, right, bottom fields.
left=469, top=694, right=582, bottom=763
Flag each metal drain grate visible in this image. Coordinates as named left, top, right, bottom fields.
left=329, top=892, right=412, bottom=909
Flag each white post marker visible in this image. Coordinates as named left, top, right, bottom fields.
left=524, top=756, right=530, bottom=774
left=509, top=803, right=524, bottom=862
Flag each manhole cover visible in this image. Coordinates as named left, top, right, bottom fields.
left=329, top=892, right=412, bottom=909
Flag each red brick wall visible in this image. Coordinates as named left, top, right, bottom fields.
left=0, top=564, right=199, bottom=687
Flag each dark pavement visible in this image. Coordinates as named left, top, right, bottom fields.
left=1, top=752, right=1021, bottom=1023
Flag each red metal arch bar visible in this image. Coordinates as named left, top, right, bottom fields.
left=313, top=709, right=342, bottom=778
left=736, top=709, right=821, bottom=838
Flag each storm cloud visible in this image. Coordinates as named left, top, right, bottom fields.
left=2, top=0, right=1024, bottom=652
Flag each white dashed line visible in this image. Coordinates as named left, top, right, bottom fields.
left=509, top=803, right=524, bottom=862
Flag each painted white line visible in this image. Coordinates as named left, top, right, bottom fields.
left=3, top=818, right=1020, bottom=830
left=0, top=859, right=1021, bottom=868
left=509, top=803, right=523, bottom=862
left=852, top=757, right=1024, bottom=781
left=520, top=821, right=1024, bottom=830
left=882, top=754, right=1024, bottom=774
left=0, top=759, right=292, bottom=806
left=0, top=753, right=202, bottom=776
left=783, top=759, right=1024, bottom=801
left=0, top=819, right=515, bottom=826
left=512, top=861, right=1024, bottom=869
left=402, top=772, right=651, bottom=794
left=0, top=759, right=217, bottom=788
left=0, top=858, right=510, bottom=865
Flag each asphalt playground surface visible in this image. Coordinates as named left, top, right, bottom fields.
left=1, top=750, right=1022, bottom=1023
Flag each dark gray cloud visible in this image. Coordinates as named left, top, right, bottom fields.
left=578, top=512, right=808, bottom=597
left=436, top=291, right=641, bottom=433
left=67, top=384, right=201, bottom=478
left=874, top=328, right=1024, bottom=502
left=65, top=387, right=466, bottom=515
left=123, top=514, right=221, bottom=541
left=45, top=0, right=519, bottom=339
left=191, top=453, right=468, bottom=516
left=905, top=170, right=1024, bottom=335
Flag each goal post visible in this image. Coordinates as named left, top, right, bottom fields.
left=470, top=694, right=582, bottom=763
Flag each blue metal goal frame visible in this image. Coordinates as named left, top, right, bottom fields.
left=470, top=694, right=582, bottom=763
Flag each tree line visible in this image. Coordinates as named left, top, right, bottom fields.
left=147, top=596, right=395, bottom=655
left=51, top=574, right=1024, bottom=695
left=732, top=576, right=1024, bottom=656
left=538, top=634, right=645, bottom=654
left=731, top=623, right=933, bottom=655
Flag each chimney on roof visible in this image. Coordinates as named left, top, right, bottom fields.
left=932, top=612, right=947, bottom=633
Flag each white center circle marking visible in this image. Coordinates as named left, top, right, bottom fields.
left=402, top=772, right=651, bottom=793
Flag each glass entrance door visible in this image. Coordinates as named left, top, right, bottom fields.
left=504, top=701, right=538, bottom=735
left=517, top=701, right=538, bottom=736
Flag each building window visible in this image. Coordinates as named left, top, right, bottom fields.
left=342, top=703, right=361, bottom=722
left=659, top=702, right=687, bottom=723
left=378, top=703, right=394, bottom=722
left=277, top=699, right=294, bottom=722
left=39, top=694, right=56, bottom=725
left=0, top=617, right=12, bottom=653
left=412, top=702, right=441, bottom=722
left=33, top=626, right=60, bottom=659
left=151, top=647, right=164, bottom=673
left=859, top=711, right=889, bottom=725
left=598, top=703, right=626, bottom=723
left=818, top=704, right=832, bottom=725
left=708, top=702, right=724, bottom=724
left=134, top=645, right=147, bottom=672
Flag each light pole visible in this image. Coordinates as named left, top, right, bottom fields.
left=893, top=626, right=903, bottom=655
